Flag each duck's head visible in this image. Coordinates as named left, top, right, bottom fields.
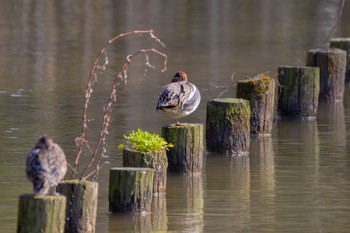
left=171, top=71, right=187, bottom=83
left=35, top=135, right=53, bottom=150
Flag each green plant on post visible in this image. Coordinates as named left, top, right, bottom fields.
left=118, top=128, right=173, bottom=152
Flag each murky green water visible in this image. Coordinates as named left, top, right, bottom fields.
left=1, top=1, right=350, bottom=232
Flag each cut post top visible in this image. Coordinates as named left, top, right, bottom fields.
left=110, top=167, right=154, bottom=172
left=166, top=123, right=203, bottom=128
left=331, top=38, right=350, bottom=43
left=278, top=66, right=320, bottom=71
left=59, top=179, right=96, bottom=185
left=19, top=194, right=67, bottom=200
left=307, top=48, right=347, bottom=55
left=209, top=98, right=248, bottom=104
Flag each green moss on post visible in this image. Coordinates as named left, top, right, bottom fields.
left=57, top=180, right=98, bottom=233
left=123, top=149, right=167, bottom=194
left=109, top=167, right=154, bottom=212
left=236, top=74, right=275, bottom=135
left=162, top=123, right=203, bottom=173
left=17, top=194, right=66, bottom=233
left=277, top=66, right=320, bottom=119
left=330, top=38, right=350, bottom=81
left=306, top=48, right=346, bottom=103
left=206, top=98, right=250, bottom=155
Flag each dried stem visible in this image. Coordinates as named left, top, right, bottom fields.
left=73, top=29, right=167, bottom=179
left=323, top=0, right=346, bottom=47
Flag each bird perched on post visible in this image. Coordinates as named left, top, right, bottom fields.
left=26, top=135, right=67, bottom=195
left=156, top=71, right=201, bottom=125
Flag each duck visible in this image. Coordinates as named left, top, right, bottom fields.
left=156, top=71, right=201, bottom=125
left=26, top=135, right=67, bottom=195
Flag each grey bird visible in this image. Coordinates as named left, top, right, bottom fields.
left=156, top=71, right=201, bottom=125
left=26, top=135, right=67, bottom=195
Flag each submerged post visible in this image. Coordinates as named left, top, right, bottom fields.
left=330, top=38, right=350, bottom=81
left=306, top=48, right=346, bottom=103
left=277, top=66, right=320, bottom=119
left=109, top=167, right=154, bottom=212
left=206, top=98, right=250, bottom=155
left=123, top=149, right=167, bottom=194
left=57, top=180, right=98, bottom=233
left=17, top=194, right=66, bottom=233
left=162, top=123, right=203, bottom=173
left=236, top=74, right=275, bottom=135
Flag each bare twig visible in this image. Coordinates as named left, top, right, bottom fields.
left=73, top=29, right=167, bottom=179
left=323, top=0, right=346, bottom=47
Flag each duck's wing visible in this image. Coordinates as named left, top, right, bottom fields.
left=156, top=82, right=182, bottom=110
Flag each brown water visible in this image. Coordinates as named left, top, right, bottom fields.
left=1, top=1, right=350, bottom=232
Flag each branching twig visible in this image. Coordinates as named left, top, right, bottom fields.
left=72, top=29, right=167, bottom=179
left=323, top=0, right=346, bottom=47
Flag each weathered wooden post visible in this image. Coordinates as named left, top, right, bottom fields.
left=57, top=180, right=98, bottom=233
left=277, top=66, right=320, bottom=119
left=206, top=98, right=250, bottom=155
left=306, top=48, right=346, bottom=103
left=236, top=74, right=275, bottom=135
left=17, top=194, right=66, bottom=233
left=162, top=124, right=203, bottom=173
left=123, top=149, right=167, bottom=194
left=330, top=38, right=350, bottom=81
left=109, top=167, right=154, bottom=212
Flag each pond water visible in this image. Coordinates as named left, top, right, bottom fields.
left=1, top=1, right=350, bottom=232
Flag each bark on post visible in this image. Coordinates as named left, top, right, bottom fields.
left=17, top=194, right=66, bottom=233
left=330, top=38, right=350, bottom=81
left=162, top=123, right=203, bottom=173
left=123, top=149, right=167, bottom=194
left=277, top=66, right=320, bottom=119
left=236, top=74, right=275, bottom=135
left=206, top=98, right=250, bottom=155
left=57, top=180, right=98, bottom=233
left=306, top=48, right=346, bottom=103
left=109, top=167, right=154, bottom=212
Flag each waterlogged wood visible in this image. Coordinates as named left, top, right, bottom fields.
left=236, top=74, right=275, bottom=135
left=330, top=38, right=350, bottom=81
left=123, top=149, right=167, bottom=194
left=306, top=48, right=346, bottom=103
left=17, top=194, right=66, bottom=233
left=277, top=66, right=320, bottom=119
left=162, top=123, right=203, bottom=173
left=206, top=98, right=250, bottom=155
left=109, top=167, right=154, bottom=212
left=57, top=180, right=98, bottom=233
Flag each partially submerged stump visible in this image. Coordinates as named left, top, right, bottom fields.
left=330, top=38, right=350, bottom=81
left=306, top=48, right=346, bottom=103
left=109, top=167, right=154, bottom=212
left=236, top=74, right=275, bottom=135
left=162, top=123, right=203, bottom=173
left=17, top=194, right=66, bottom=233
left=57, top=180, right=98, bottom=233
left=123, top=149, right=167, bottom=194
left=277, top=66, right=320, bottom=119
left=206, top=98, right=250, bottom=155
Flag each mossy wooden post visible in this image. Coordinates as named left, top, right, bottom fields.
left=123, top=149, right=167, bottom=194
left=57, top=180, right=98, bottom=233
left=306, top=48, right=346, bottom=103
left=206, top=98, right=250, bottom=155
left=277, top=66, right=320, bottom=119
left=330, top=38, right=350, bottom=81
left=236, top=74, right=275, bottom=135
left=17, top=194, right=66, bottom=233
left=109, top=167, right=154, bottom=212
left=162, top=123, right=203, bottom=173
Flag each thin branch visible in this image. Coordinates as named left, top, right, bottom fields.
left=323, top=0, right=346, bottom=47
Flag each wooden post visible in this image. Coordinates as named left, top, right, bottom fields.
left=206, top=98, right=250, bottom=155
left=162, top=123, right=203, bottom=173
left=330, top=38, right=350, bottom=81
left=57, top=180, right=98, bottom=233
left=109, top=167, right=154, bottom=212
left=277, top=66, right=320, bottom=119
left=17, top=194, right=66, bottom=233
left=123, top=149, right=167, bottom=194
left=236, top=74, right=276, bottom=135
left=306, top=48, right=346, bottom=103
